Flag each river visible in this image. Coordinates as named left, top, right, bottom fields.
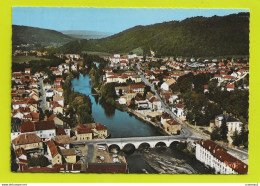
left=71, top=74, right=162, bottom=138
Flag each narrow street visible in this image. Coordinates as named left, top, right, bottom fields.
left=85, top=144, right=94, bottom=163
left=38, top=77, right=47, bottom=112
left=135, top=63, right=248, bottom=161
left=136, top=63, right=194, bottom=138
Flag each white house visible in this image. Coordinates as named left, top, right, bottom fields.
left=169, top=94, right=179, bottom=104
left=44, top=83, right=52, bottom=91
left=118, top=96, right=127, bottom=105
left=160, top=78, right=176, bottom=91
left=172, top=104, right=186, bottom=119
left=34, top=121, right=56, bottom=139
left=128, top=54, right=137, bottom=59
left=20, top=121, right=56, bottom=140
left=12, top=101, right=28, bottom=110
left=161, top=113, right=172, bottom=123
left=135, top=97, right=149, bottom=109
left=215, top=114, right=243, bottom=134
left=46, top=90, right=54, bottom=98
left=148, top=97, right=162, bottom=111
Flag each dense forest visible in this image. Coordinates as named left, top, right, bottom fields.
left=12, top=25, right=75, bottom=48
left=59, top=12, right=249, bottom=57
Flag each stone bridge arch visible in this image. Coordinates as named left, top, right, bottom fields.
left=100, top=138, right=183, bottom=151
left=137, top=142, right=151, bottom=149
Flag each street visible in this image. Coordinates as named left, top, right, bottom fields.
left=38, top=77, right=47, bottom=112
left=136, top=63, right=194, bottom=138
left=135, top=63, right=248, bottom=161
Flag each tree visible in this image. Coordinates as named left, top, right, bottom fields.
left=28, top=155, right=50, bottom=167
left=119, top=89, right=123, bottom=96
left=232, top=130, right=241, bottom=146
left=143, top=85, right=151, bottom=98
left=210, top=127, right=221, bottom=141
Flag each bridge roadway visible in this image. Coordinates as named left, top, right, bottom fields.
left=72, top=135, right=202, bottom=149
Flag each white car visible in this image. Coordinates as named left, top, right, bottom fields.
left=97, top=146, right=106, bottom=150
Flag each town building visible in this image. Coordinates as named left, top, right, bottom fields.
left=195, top=140, right=248, bottom=174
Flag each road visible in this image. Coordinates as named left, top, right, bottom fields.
left=136, top=63, right=194, bottom=138
left=135, top=63, right=248, bottom=161
left=38, top=77, right=47, bottom=111
left=85, top=144, right=94, bottom=163
left=72, top=135, right=202, bottom=146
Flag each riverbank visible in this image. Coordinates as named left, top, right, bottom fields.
left=127, top=108, right=169, bottom=136
left=124, top=145, right=214, bottom=174
left=87, top=73, right=166, bottom=135
left=72, top=74, right=163, bottom=138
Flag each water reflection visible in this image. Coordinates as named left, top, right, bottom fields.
left=71, top=74, right=162, bottom=138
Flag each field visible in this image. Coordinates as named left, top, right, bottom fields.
left=82, top=51, right=112, bottom=58
left=12, top=55, right=50, bottom=63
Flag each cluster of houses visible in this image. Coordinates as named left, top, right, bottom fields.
left=103, top=69, right=142, bottom=84
left=11, top=53, right=128, bottom=173
left=13, top=50, right=48, bottom=57
left=11, top=50, right=249, bottom=173
left=158, top=113, right=181, bottom=135
left=139, top=56, right=248, bottom=137
left=106, top=54, right=248, bottom=137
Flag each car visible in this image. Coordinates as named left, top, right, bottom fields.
left=113, top=158, right=120, bottom=163
left=97, top=146, right=106, bottom=150
left=112, top=154, right=118, bottom=158
left=97, top=156, right=105, bottom=161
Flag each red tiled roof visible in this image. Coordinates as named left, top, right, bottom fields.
left=167, top=119, right=180, bottom=126
left=176, top=104, right=184, bottom=108
left=77, top=127, right=92, bottom=134
left=75, top=123, right=107, bottom=133
left=56, top=128, right=66, bottom=135
left=226, top=84, right=234, bottom=89
left=86, top=163, right=127, bottom=173
left=224, top=75, right=235, bottom=79
left=15, top=148, right=27, bottom=158
left=204, top=85, right=209, bottom=89
left=31, top=112, right=40, bottom=121
left=35, top=120, right=55, bottom=131
left=24, top=167, right=58, bottom=173
left=214, top=74, right=222, bottom=78
left=135, top=96, right=146, bottom=101
left=12, top=133, right=42, bottom=145
left=53, top=164, right=81, bottom=172
left=129, top=84, right=145, bottom=89
left=50, top=101, right=62, bottom=109
left=56, top=78, right=63, bottom=81
left=46, top=140, right=60, bottom=158
left=149, top=97, right=159, bottom=103
left=20, top=121, right=35, bottom=133
left=47, top=114, right=56, bottom=121
left=161, top=113, right=171, bottom=119
left=27, top=98, right=37, bottom=104
left=95, top=123, right=107, bottom=131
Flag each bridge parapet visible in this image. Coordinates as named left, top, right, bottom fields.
left=72, top=136, right=202, bottom=150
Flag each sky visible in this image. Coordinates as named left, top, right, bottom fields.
left=12, top=8, right=249, bottom=34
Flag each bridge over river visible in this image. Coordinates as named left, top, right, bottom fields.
left=72, top=135, right=202, bottom=149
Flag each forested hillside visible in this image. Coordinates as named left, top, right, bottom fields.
left=12, top=25, right=75, bottom=47
left=59, top=12, right=249, bottom=57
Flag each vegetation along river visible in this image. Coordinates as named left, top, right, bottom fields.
left=71, top=74, right=162, bottom=138
left=72, top=74, right=211, bottom=174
